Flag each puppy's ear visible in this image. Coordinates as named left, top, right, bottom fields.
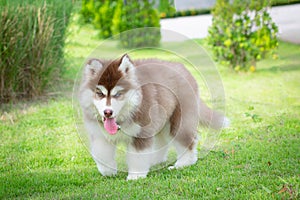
left=119, top=54, right=135, bottom=74
left=84, top=59, right=103, bottom=77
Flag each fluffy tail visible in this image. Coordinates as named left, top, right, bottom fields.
left=198, top=100, right=230, bottom=130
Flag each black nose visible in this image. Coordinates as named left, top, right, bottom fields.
left=104, top=109, right=113, bottom=118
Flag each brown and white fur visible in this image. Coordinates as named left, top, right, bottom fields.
left=79, top=54, right=229, bottom=180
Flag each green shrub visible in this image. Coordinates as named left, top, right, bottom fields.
left=158, top=0, right=176, bottom=18
left=81, top=0, right=98, bottom=23
left=207, top=0, right=278, bottom=71
left=81, top=0, right=161, bottom=47
left=93, top=0, right=119, bottom=39
left=117, top=0, right=161, bottom=48
left=111, top=0, right=123, bottom=36
left=81, top=0, right=121, bottom=39
left=0, top=0, right=73, bottom=102
left=81, top=0, right=119, bottom=39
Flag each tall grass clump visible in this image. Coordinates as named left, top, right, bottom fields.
left=0, top=0, right=73, bottom=103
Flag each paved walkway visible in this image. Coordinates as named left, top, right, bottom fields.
left=174, top=0, right=215, bottom=11
left=161, top=4, right=300, bottom=44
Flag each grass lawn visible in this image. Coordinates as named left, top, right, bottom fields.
left=1, top=15, right=299, bottom=199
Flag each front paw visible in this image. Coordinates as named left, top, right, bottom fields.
left=126, top=173, right=147, bottom=181
left=96, top=163, right=117, bottom=176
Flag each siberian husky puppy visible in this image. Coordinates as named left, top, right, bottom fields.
left=79, top=54, right=229, bottom=180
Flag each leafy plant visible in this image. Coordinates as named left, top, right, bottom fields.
left=245, top=106, right=262, bottom=123
left=158, top=0, right=176, bottom=18
left=81, top=0, right=118, bottom=39
left=94, top=0, right=119, bottom=39
left=117, top=0, right=161, bottom=48
left=111, top=0, right=123, bottom=35
left=80, top=0, right=160, bottom=45
left=207, top=0, right=279, bottom=71
left=80, top=0, right=98, bottom=23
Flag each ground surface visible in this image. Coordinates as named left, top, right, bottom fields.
left=0, top=14, right=299, bottom=199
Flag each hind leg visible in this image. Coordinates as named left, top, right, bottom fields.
left=169, top=107, right=199, bottom=169
left=171, top=137, right=198, bottom=169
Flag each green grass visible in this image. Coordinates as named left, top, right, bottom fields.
left=1, top=15, right=299, bottom=199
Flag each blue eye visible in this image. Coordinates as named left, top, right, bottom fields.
left=113, top=92, right=122, bottom=98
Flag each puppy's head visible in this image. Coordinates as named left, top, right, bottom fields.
left=83, top=54, right=140, bottom=135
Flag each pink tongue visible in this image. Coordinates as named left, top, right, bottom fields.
left=104, top=118, right=118, bottom=135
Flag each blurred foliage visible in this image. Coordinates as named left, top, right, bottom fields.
left=118, top=0, right=161, bottom=48
left=80, top=0, right=98, bottom=23
left=207, top=0, right=279, bottom=72
left=271, top=0, right=300, bottom=5
left=81, top=0, right=118, bottom=39
left=160, top=8, right=211, bottom=19
left=94, top=0, right=118, bottom=38
left=81, top=0, right=161, bottom=48
left=158, top=0, right=176, bottom=18
left=0, top=0, right=73, bottom=102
